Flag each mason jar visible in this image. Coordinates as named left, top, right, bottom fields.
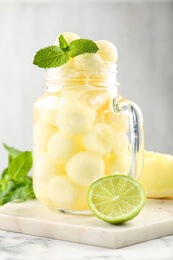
left=33, top=61, right=144, bottom=214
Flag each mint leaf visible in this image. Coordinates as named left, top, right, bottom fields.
left=68, top=39, right=99, bottom=58
left=59, top=34, right=69, bottom=51
left=33, top=35, right=99, bottom=68
left=3, top=143, right=21, bottom=163
left=0, top=177, right=9, bottom=190
left=8, top=151, right=32, bottom=181
left=0, top=178, right=35, bottom=205
left=33, top=46, right=70, bottom=68
left=10, top=179, right=35, bottom=202
left=0, top=180, right=16, bottom=206
left=1, top=168, right=9, bottom=180
left=0, top=145, right=35, bottom=206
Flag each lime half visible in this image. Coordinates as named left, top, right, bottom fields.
left=87, top=175, right=146, bottom=224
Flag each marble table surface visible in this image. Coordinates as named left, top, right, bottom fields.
left=0, top=230, right=173, bottom=260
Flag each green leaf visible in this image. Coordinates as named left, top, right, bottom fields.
left=10, top=186, right=34, bottom=202
left=33, top=35, right=99, bottom=68
left=1, top=168, right=9, bottom=180
left=11, top=176, right=35, bottom=202
left=0, top=196, right=12, bottom=206
left=0, top=178, right=8, bottom=191
left=0, top=180, right=16, bottom=199
left=10, top=187, right=28, bottom=202
left=59, top=34, right=69, bottom=51
left=0, top=144, right=35, bottom=206
left=3, top=143, right=21, bottom=163
left=33, top=45, right=70, bottom=68
left=68, top=39, right=99, bottom=58
left=0, top=177, right=35, bottom=206
left=0, top=169, right=11, bottom=191
left=8, top=151, right=32, bottom=181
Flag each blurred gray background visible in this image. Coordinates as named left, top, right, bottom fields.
left=0, top=0, right=173, bottom=172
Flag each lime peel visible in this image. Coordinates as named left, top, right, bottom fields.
left=87, top=175, right=146, bottom=224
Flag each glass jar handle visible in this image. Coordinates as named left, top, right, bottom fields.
left=112, top=96, right=144, bottom=180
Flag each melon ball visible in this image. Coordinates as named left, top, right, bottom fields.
left=33, top=181, right=50, bottom=204
left=74, top=53, right=104, bottom=72
left=84, top=90, right=111, bottom=111
left=47, top=175, right=79, bottom=208
left=33, top=120, right=56, bottom=150
left=56, top=103, right=96, bottom=135
left=114, top=133, right=129, bottom=155
left=33, top=153, right=60, bottom=183
left=35, top=96, right=64, bottom=109
left=61, top=87, right=86, bottom=101
left=103, top=110, right=129, bottom=133
left=66, top=151, right=104, bottom=186
left=38, top=96, right=65, bottom=127
left=48, top=132, right=77, bottom=164
left=96, top=40, right=118, bottom=63
left=54, top=32, right=80, bottom=45
left=40, top=108, right=57, bottom=127
left=104, top=153, right=131, bottom=175
left=83, top=123, right=115, bottom=156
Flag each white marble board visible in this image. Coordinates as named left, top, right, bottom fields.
left=0, top=199, right=173, bottom=249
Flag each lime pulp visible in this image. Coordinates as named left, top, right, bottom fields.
left=87, top=175, right=146, bottom=224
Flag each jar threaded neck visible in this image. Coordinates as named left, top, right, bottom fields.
left=44, top=61, right=119, bottom=93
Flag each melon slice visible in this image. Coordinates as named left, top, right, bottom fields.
left=139, top=151, right=173, bottom=198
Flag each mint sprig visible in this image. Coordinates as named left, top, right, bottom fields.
left=0, top=144, right=35, bottom=206
left=33, top=34, right=99, bottom=68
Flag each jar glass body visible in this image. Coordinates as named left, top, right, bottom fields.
left=33, top=68, right=144, bottom=213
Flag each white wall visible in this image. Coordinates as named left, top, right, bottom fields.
left=0, top=0, right=173, bottom=172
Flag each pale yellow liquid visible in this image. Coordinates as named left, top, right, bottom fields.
left=33, top=87, right=130, bottom=211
